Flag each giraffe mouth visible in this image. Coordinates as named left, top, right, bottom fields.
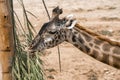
left=28, top=37, right=53, bottom=54
left=28, top=45, right=37, bottom=53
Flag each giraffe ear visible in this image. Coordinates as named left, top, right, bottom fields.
left=67, top=20, right=77, bottom=29
left=65, top=14, right=77, bottom=29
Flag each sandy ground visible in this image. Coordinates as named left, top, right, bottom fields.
left=14, top=0, right=120, bottom=80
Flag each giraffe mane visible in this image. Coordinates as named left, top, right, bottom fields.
left=75, top=23, right=120, bottom=47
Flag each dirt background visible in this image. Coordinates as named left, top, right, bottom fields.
left=14, top=0, right=120, bottom=80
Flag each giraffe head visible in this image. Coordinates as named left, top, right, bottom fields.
left=29, top=7, right=77, bottom=53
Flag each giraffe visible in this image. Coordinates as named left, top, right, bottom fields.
left=29, top=7, right=120, bottom=69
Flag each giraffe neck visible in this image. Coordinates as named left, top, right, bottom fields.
left=66, top=26, right=120, bottom=69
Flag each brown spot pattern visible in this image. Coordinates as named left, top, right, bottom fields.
left=89, top=43, right=93, bottom=47
left=81, top=32, right=92, bottom=42
left=102, top=43, right=111, bottom=51
left=90, top=50, right=99, bottom=58
left=94, top=46, right=100, bottom=49
left=113, top=47, right=120, bottom=54
left=94, top=39, right=103, bottom=45
left=78, top=34, right=85, bottom=43
left=85, top=46, right=90, bottom=53
left=113, top=55, right=120, bottom=68
left=101, top=53, right=109, bottom=64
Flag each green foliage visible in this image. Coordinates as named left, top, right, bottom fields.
left=11, top=0, right=45, bottom=80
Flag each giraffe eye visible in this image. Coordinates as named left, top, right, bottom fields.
left=48, top=31, right=57, bottom=34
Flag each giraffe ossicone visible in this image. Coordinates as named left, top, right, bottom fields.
left=29, top=7, right=120, bottom=69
